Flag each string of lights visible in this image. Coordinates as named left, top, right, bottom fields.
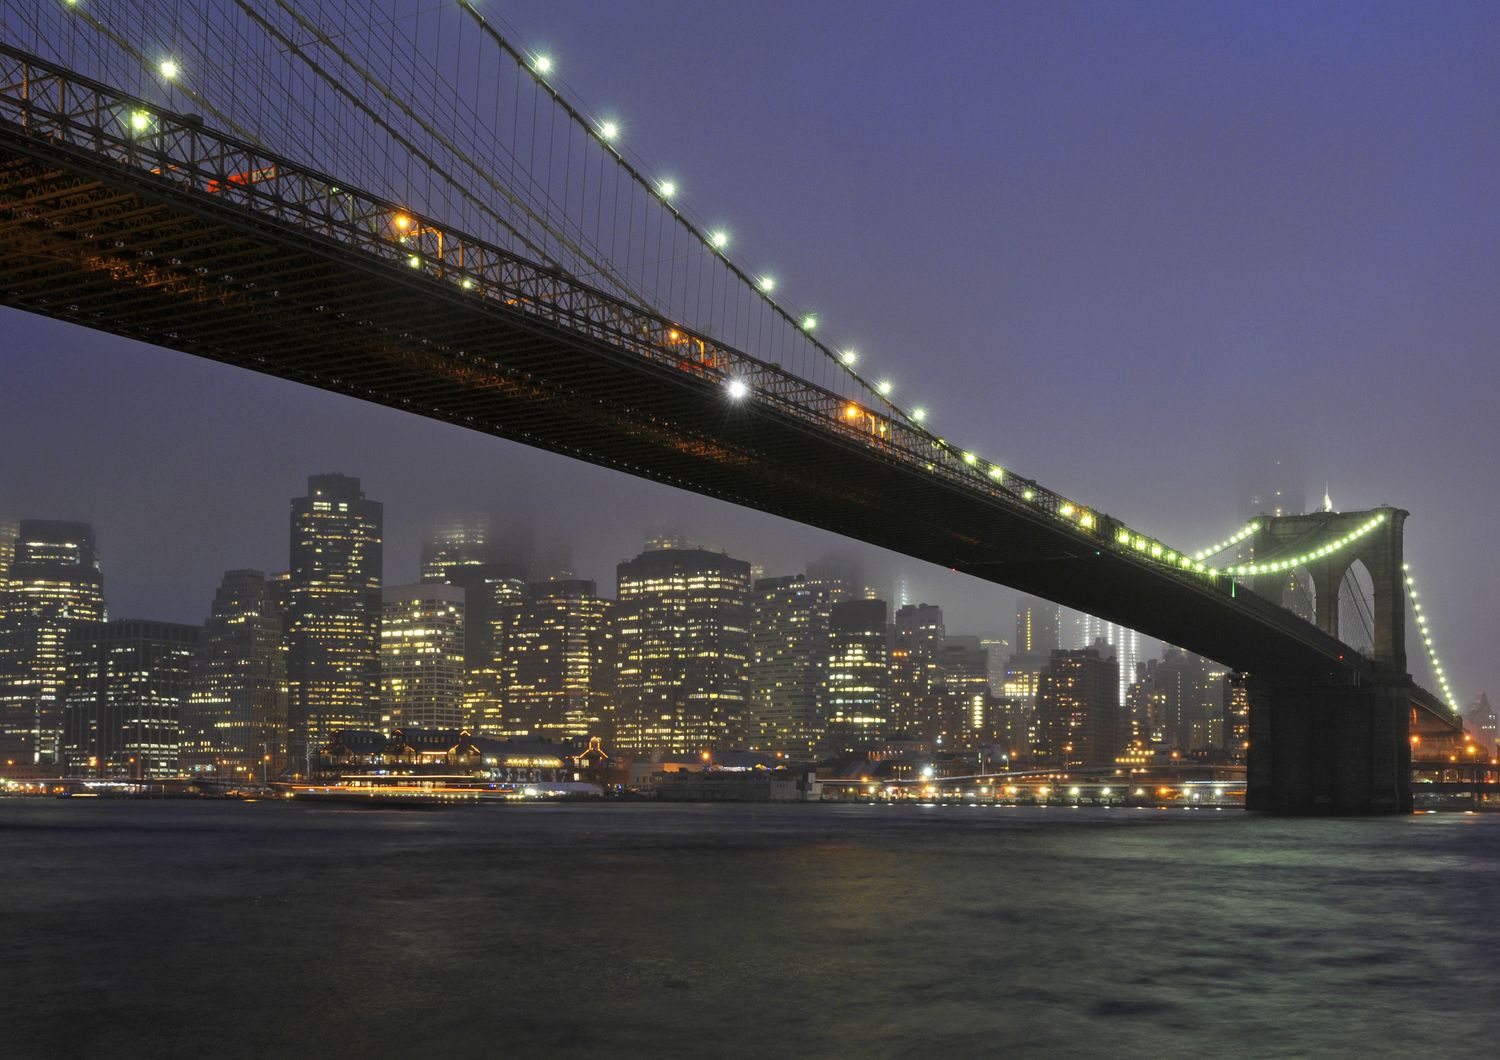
left=1214, top=513, right=1387, bottom=578
left=1190, top=521, right=1260, bottom=562
left=1404, top=564, right=1458, bottom=713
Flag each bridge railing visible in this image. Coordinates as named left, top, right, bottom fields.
left=0, top=43, right=1363, bottom=671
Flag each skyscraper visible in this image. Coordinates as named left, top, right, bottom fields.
left=1070, top=612, right=1140, bottom=709
left=380, top=584, right=466, bottom=731
left=63, top=619, right=198, bottom=778
left=748, top=575, right=841, bottom=757
left=0, top=520, right=106, bottom=765
left=941, top=635, right=995, bottom=745
left=1005, top=597, right=1062, bottom=757
left=184, top=570, right=288, bottom=778
left=890, top=603, right=945, bottom=740
left=614, top=545, right=751, bottom=755
left=506, top=579, right=614, bottom=741
left=1014, top=597, right=1061, bottom=655
left=822, top=599, right=890, bottom=755
left=0, top=519, right=14, bottom=588
left=1037, top=641, right=1120, bottom=769
left=285, top=474, right=382, bottom=769
left=444, top=563, right=527, bottom=735
left=1133, top=648, right=1218, bottom=752
left=420, top=515, right=490, bottom=584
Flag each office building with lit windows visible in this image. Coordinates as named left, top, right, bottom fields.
left=420, top=515, right=491, bottom=584
left=445, top=563, right=527, bottom=735
left=380, top=583, right=466, bottom=731
left=0, top=520, right=107, bottom=765
left=285, top=474, right=382, bottom=770
left=614, top=545, right=751, bottom=755
left=1037, top=641, right=1120, bottom=769
left=183, top=570, right=288, bottom=778
left=63, top=619, right=198, bottom=778
left=890, top=603, right=945, bottom=740
left=748, top=575, right=845, bottom=758
left=505, top=579, right=614, bottom=741
left=822, top=598, right=889, bottom=755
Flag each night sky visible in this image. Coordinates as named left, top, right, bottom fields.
left=2, top=1, right=1497, bottom=698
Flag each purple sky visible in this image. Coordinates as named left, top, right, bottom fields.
left=3, top=1, right=1498, bottom=699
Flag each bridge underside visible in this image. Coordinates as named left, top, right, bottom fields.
left=0, top=131, right=1373, bottom=686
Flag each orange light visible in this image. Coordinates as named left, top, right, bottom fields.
left=843, top=404, right=861, bottom=420
left=394, top=214, right=412, bottom=231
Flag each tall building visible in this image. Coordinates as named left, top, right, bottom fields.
left=890, top=603, right=945, bottom=739
left=1037, top=641, right=1120, bottom=769
left=1465, top=693, right=1497, bottom=755
left=1070, top=612, right=1140, bottom=708
left=0, top=520, right=106, bottom=765
left=380, top=584, right=466, bottom=731
left=445, top=563, right=527, bottom=735
left=978, top=635, right=1009, bottom=697
left=1133, top=648, right=1221, bottom=752
left=614, top=546, right=751, bottom=755
left=748, top=575, right=841, bottom=757
left=822, top=599, right=889, bottom=755
left=0, top=519, right=14, bottom=588
left=63, top=619, right=198, bottom=778
left=1015, top=597, right=1061, bottom=655
left=941, top=636, right=996, bottom=745
left=420, top=515, right=490, bottom=584
left=184, top=570, right=288, bottom=778
left=285, top=474, right=382, bottom=769
left=506, top=579, right=614, bottom=740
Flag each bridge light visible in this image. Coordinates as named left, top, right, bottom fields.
left=801, top=314, right=818, bottom=331
left=843, top=404, right=861, bottom=420
left=988, top=466, right=1005, bottom=481
left=726, top=378, right=750, bottom=400
left=708, top=229, right=729, bottom=250
left=1116, top=529, right=1131, bottom=545
left=757, top=275, right=776, bottom=293
left=532, top=54, right=554, bottom=75
left=129, top=110, right=152, bottom=133
left=598, top=120, right=620, bottom=141
left=658, top=179, right=677, bottom=199
left=461, top=278, right=475, bottom=290
left=840, top=349, right=858, bottom=366
left=963, top=452, right=977, bottom=465
left=1022, top=489, right=1035, bottom=501
left=911, top=407, right=927, bottom=423
left=393, top=214, right=412, bottom=232
left=159, top=59, right=179, bottom=80
left=407, top=255, right=421, bottom=269
left=1059, top=502, right=1074, bottom=517
left=876, top=380, right=893, bottom=396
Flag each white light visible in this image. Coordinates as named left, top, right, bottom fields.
left=726, top=378, right=749, bottom=400
left=659, top=179, right=677, bottom=199
left=709, top=229, right=729, bottom=250
left=533, top=54, right=554, bottom=75
left=840, top=349, right=858, bottom=366
left=876, top=380, right=893, bottom=396
left=407, top=255, right=421, bottom=269
left=129, top=110, right=151, bottom=132
left=801, top=314, right=817, bottom=331
left=911, top=407, right=927, bottom=422
left=159, top=59, right=179, bottom=80
left=758, top=275, right=776, bottom=293
left=598, top=120, right=620, bottom=141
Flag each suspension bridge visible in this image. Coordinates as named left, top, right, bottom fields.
left=0, top=1, right=1470, bottom=812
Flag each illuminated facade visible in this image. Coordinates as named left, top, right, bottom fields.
left=506, top=579, right=614, bottom=741
left=285, top=474, right=382, bottom=770
left=822, top=599, right=889, bottom=754
left=420, top=515, right=490, bottom=583
left=1132, top=648, right=1225, bottom=752
left=1015, top=597, right=1061, bottom=654
left=380, top=584, right=466, bottom=731
left=184, top=570, right=288, bottom=777
left=63, top=619, right=198, bottom=778
left=1037, top=641, right=1120, bottom=768
left=941, top=636, right=995, bottom=745
left=748, top=575, right=844, bottom=757
left=1071, top=612, right=1139, bottom=708
left=445, top=563, right=527, bottom=735
left=614, top=546, right=750, bottom=755
left=0, top=520, right=106, bottom=765
left=891, top=603, right=945, bottom=740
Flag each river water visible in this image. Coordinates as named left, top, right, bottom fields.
left=1, top=800, right=1495, bottom=1059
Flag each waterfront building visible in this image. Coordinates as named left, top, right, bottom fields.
left=63, top=619, right=198, bottom=778
left=183, top=570, right=288, bottom=778
left=891, top=603, right=945, bottom=740
left=420, top=515, right=490, bottom=584
left=1133, top=648, right=1224, bottom=753
left=0, top=520, right=106, bottom=765
left=506, top=579, right=614, bottom=741
left=380, top=584, right=466, bottom=731
left=942, top=636, right=996, bottom=745
left=1037, top=640, right=1120, bottom=769
left=285, top=474, right=382, bottom=771
left=444, top=563, right=527, bottom=735
left=614, top=545, right=751, bottom=755
left=822, top=598, right=890, bottom=756
left=748, top=575, right=842, bottom=758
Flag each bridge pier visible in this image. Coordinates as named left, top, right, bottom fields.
left=1246, top=677, right=1412, bottom=814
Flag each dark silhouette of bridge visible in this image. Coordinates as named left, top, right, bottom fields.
left=0, top=4, right=1466, bottom=811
